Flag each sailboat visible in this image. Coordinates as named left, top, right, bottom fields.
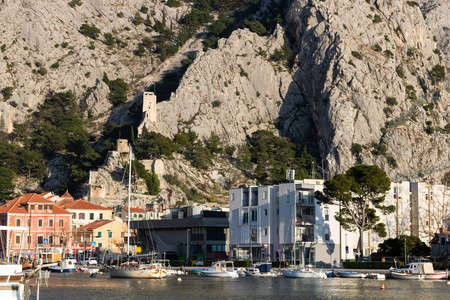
left=109, top=146, right=167, bottom=279
left=282, top=218, right=325, bottom=278
left=0, top=226, right=35, bottom=299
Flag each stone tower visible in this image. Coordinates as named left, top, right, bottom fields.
left=138, top=92, right=157, bottom=135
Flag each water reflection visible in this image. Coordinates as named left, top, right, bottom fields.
left=31, top=273, right=449, bottom=300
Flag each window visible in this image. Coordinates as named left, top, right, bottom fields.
left=230, top=193, right=235, bottom=201
left=15, top=234, right=20, bottom=244
left=139, top=214, right=143, bottom=218
left=264, top=209, right=267, bottom=216
left=286, top=190, right=290, bottom=203
left=90, top=213, right=94, bottom=220
left=31, top=205, right=35, bottom=211
left=251, top=210, right=257, bottom=222
left=133, top=214, right=137, bottom=218
left=49, top=235, right=54, bottom=245
left=276, top=209, right=279, bottom=216
left=98, top=243, right=103, bottom=248
left=38, top=219, right=43, bottom=227
left=46, top=205, right=51, bottom=212
left=38, top=205, right=43, bottom=210
left=37, top=235, right=43, bottom=245
left=97, top=231, right=102, bottom=238
left=325, top=233, right=330, bottom=241
left=49, top=219, right=54, bottom=227
left=263, top=191, right=267, bottom=199
left=242, top=212, right=248, bottom=224
left=99, top=213, right=103, bottom=220
left=108, top=231, right=112, bottom=238
left=264, top=228, right=268, bottom=236
left=325, top=208, right=329, bottom=221
left=16, top=218, right=21, bottom=227
left=73, top=213, right=77, bottom=219
left=79, top=213, right=85, bottom=220
left=59, top=219, right=64, bottom=227
left=276, top=228, right=279, bottom=235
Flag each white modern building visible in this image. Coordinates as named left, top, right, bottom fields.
left=368, top=180, right=450, bottom=253
left=229, top=179, right=357, bottom=267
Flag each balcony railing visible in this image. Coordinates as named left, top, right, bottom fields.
left=296, top=234, right=314, bottom=242
left=296, top=215, right=315, bottom=224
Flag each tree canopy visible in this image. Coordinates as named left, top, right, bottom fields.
left=315, top=165, right=395, bottom=257
left=374, top=235, right=430, bottom=257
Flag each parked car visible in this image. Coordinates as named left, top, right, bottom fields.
left=441, top=258, right=450, bottom=265
left=195, top=258, right=204, bottom=266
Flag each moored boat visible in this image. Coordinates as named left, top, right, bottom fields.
left=200, top=261, right=239, bottom=278
left=338, top=271, right=367, bottom=278
left=366, top=273, right=386, bottom=280
left=283, top=267, right=327, bottom=278
left=389, top=262, right=447, bottom=280
left=109, top=262, right=167, bottom=279
left=244, top=262, right=279, bottom=277
left=48, top=257, right=77, bottom=273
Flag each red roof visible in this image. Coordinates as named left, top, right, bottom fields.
left=0, top=193, right=72, bottom=215
left=79, top=220, right=114, bottom=231
left=59, top=199, right=112, bottom=211
left=123, top=207, right=145, bottom=213
left=60, top=191, right=74, bottom=200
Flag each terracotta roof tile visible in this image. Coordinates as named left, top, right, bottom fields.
left=123, top=207, right=145, bottom=213
left=79, top=220, right=114, bottom=231
left=61, top=200, right=112, bottom=211
left=0, top=193, right=72, bottom=215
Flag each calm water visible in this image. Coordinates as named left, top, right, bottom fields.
left=30, top=272, right=450, bottom=299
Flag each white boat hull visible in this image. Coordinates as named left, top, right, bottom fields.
left=200, top=270, right=239, bottom=278
left=283, top=269, right=326, bottom=278
left=109, top=267, right=167, bottom=279
left=391, top=271, right=424, bottom=280
left=338, top=272, right=367, bottom=278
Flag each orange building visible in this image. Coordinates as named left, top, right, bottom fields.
left=0, top=193, right=72, bottom=259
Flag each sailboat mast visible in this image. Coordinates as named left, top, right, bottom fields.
left=127, top=146, right=132, bottom=257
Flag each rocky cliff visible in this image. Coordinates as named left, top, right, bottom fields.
left=1, top=0, right=450, bottom=202
left=144, top=0, right=450, bottom=182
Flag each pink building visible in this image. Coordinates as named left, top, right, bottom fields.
left=0, top=193, right=72, bottom=259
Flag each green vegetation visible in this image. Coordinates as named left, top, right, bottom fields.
left=315, top=165, right=395, bottom=258
left=125, top=160, right=160, bottom=195
left=271, top=43, right=294, bottom=66
left=1, top=86, right=13, bottom=100
left=383, top=49, right=394, bottom=58
left=134, top=128, right=178, bottom=160
left=236, top=130, right=318, bottom=184
left=103, top=33, right=115, bottom=46
left=37, top=67, right=47, bottom=76
left=350, top=143, right=362, bottom=156
left=405, top=85, right=417, bottom=101
left=386, top=97, right=397, bottom=106
left=395, top=67, right=404, bottom=78
left=406, top=1, right=419, bottom=7
left=351, top=51, right=363, bottom=60
left=373, top=14, right=382, bottom=23
left=244, top=19, right=266, bottom=36
left=431, top=64, right=446, bottom=82
left=167, top=0, right=181, bottom=7
left=133, top=12, right=144, bottom=26
left=68, top=0, right=82, bottom=8
left=51, top=62, right=59, bottom=69
left=79, top=24, right=101, bottom=39
left=373, top=236, right=429, bottom=257
left=373, top=44, right=382, bottom=52
left=103, top=73, right=129, bottom=107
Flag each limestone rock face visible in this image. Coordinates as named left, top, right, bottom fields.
left=143, top=27, right=311, bottom=145
left=285, top=0, right=450, bottom=180
left=0, top=0, right=189, bottom=131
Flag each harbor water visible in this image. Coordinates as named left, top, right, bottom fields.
left=30, top=272, right=449, bottom=299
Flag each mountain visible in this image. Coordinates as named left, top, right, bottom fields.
left=0, top=0, right=449, bottom=204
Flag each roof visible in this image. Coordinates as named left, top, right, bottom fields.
left=59, top=199, right=112, bottom=211
left=54, top=198, right=74, bottom=208
left=60, top=191, right=74, bottom=200
left=0, top=193, right=72, bottom=215
left=79, top=220, right=114, bottom=231
left=123, top=207, right=145, bottom=213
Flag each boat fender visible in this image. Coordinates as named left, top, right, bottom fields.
left=380, top=283, right=385, bottom=290
left=177, top=277, right=182, bottom=281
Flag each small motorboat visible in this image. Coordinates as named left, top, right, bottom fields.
left=283, top=268, right=327, bottom=278
left=389, top=262, right=447, bottom=280
left=366, top=273, right=386, bottom=280
left=338, top=271, right=367, bottom=278
left=245, top=262, right=279, bottom=277
left=200, top=261, right=238, bottom=278
left=49, top=258, right=77, bottom=273
left=390, top=271, right=424, bottom=280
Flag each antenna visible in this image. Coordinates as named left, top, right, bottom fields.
left=286, top=168, right=295, bottom=182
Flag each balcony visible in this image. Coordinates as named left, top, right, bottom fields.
left=296, top=234, right=314, bottom=243
left=296, top=215, right=315, bottom=224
